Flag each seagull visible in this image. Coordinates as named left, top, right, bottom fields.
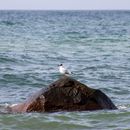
left=58, top=64, right=71, bottom=75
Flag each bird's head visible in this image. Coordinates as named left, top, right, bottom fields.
left=58, top=64, right=63, bottom=66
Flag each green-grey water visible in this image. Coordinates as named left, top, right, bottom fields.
left=0, top=10, right=130, bottom=130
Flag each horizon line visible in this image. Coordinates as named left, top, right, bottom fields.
left=0, top=9, right=130, bottom=11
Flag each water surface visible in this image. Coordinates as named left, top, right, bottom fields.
left=0, top=10, right=130, bottom=130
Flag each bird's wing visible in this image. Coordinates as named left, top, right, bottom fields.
left=65, top=69, right=70, bottom=74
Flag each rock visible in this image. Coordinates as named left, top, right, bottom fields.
left=8, top=76, right=117, bottom=113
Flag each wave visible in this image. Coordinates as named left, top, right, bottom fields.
left=0, top=20, right=23, bottom=26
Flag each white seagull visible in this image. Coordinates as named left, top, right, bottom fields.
left=58, top=64, right=71, bottom=75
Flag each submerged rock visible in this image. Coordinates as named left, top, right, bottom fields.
left=8, top=76, right=117, bottom=113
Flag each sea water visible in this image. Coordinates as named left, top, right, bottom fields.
left=0, top=10, right=130, bottom=130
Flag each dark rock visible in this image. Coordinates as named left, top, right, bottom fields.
left=8, top=76, right=117, bottom=113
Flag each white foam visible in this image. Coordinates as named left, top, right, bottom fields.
left=10, top=104, right=18, bottom=107
left=118, top=105, right=127, bottom=109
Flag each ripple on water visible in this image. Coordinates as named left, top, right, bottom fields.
left=0, top=109, right=130, bottom=130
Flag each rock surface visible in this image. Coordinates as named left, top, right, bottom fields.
left=8, top=76, right=117, bottom=113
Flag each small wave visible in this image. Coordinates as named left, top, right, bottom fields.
left=0, top=103, right=10, bottom=114
left=0, top=20, right=23, bottom=26
left=117, top=105, right=128, bottom=110
left=1, top=20, right=15, bottom=26
left=0, top=57, right=16, bottom=63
